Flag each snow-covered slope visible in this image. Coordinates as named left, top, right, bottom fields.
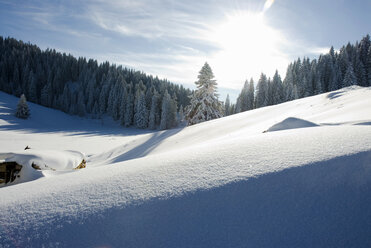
left=1, top=86, right=371, bottom=247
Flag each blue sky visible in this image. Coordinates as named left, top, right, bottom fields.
left=0, top=0, right=370, bottom=102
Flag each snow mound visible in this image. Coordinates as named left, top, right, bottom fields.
left=266, top=117, right=319, bottom=132
left=0, top=150, right=85, bottom=186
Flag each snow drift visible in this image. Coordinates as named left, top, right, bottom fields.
left=0, top=86, right=371, bottom=247
left=266, top=117, right=319, bottom=132
left=0, top=150, right=85, bottom=186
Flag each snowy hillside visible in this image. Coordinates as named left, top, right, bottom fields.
left=1, top=86, right=371, bottom=247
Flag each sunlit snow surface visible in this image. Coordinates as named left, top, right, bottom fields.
left=1, top=86, right=371, bottom=247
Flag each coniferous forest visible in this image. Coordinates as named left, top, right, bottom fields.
left=0, top=36, right=192, bottom=129
left=229, top=34, right=371, bottom=115
left=0, top=35, right=370, bottom=127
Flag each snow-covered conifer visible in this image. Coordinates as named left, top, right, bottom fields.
left=255, top=73, right=269, bottom=108
left=15, top=94, right=30, bottom=119
left=124, top=86, right=134, bottom=127
left=149, top=92, right=159, bottom=129
left=40, top=82, right=52, bottom=107
left=178, top=105, right=184, bottom=122
left=343, top=64, right=357, bottom=87
left=271, top=71, right=283, bottom=104
left=160, top=90, right=170, bottom=130
left=186, top=62, right=223, bottom=125
left=77, top=91, right=86, bottom=117
left=235, top=96, right=241, bottom=113
left=240, top=80, right=249, bottom=112
left=134, top=92, right=148, bottom=129
left=367, top=46, right=371, bottom=86
left=247, top=78, right=255, bottom=110
left=354, top=53, right=366, bottom=86
left=28, top=72, right=37, bottom=103
left=224, top=95, right=231, bottom=116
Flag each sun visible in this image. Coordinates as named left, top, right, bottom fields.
left=214, top=12, right=268, bottom=52
left=208, top=11, right=288, bottom=89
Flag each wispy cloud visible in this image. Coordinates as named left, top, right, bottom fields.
left=86, top=0, right=215, bottom=43
left=0, top=0, right=340, bottom=99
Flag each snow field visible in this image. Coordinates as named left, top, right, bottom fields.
left=0, top=86, right=371, bottom=247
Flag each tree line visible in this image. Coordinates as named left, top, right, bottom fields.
left=0, top=36, right=192, bottom=129
left=227, top=34, right=371, bottom=115
left=1, top=34, right=370, bottom=128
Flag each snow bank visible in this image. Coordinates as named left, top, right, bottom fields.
left=0, top=150, right=85, bottom=186
left=266, top=117, right=319, bottom=132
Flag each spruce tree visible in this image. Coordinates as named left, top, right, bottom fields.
left=367, top=46, right=371, bottom=86
left=343, top=64, right=357, bottom=87
left=15, top=94, right=30, bottom=119
left=247, top=78, right=255, bottom=110
left=160, top=90, right=171, bottom=130
left=169, top=94, right=178, bottom=127
left=186, top=62, right=223, bottom=125
left=354, top=52, right=366, bottom=86
left=134, top=92, right=148, bottom=129
left=235, top=96, right=241, bottom=113
left=124, top=86, right=134, bottom=127
left=240, top=80, right=249, bottom=112
left=28, top=72, right=37, bottom=103
left=148, top=91, right=159, bottom=129
left=178, top=105, right=184, bottom=123
left=255, top=73, right=269, bottom=108
left=224, top=94, right=231, bottom=116
left=271, top=71, right=283, bottom=104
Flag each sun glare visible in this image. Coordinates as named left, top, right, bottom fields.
left=264, top=0, right=275, bottom=12
left=215, top=12, right=271, bottom=54
left=209, top=11, right=288, bottom=89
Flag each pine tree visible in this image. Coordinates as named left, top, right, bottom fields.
left=255, top=73, right=269, bottom=108
left=178, top=105, right=184, bottom=123
left=99, top=84, right=109, bottom=116
left=185, top=62, right=223, bottom=125
left=119, top=86, right=128, bottom=125
left=359, top=34, right=370, bottom=67
left=240, top=80, right=249, bottom=112
left=77, top=91, right=86, bottom=117
left=271, top=71, right=283, bottom=104
left=293, top=84, right=299, bottom=100
left=328, top=61, right=342, bottom=91
left=367, top=46, right=371, bottom=86
left=302, top=75, right=311, bottom=97
left=343, top=64, right=357, bottom=87
left=134, top=92, right=148, bottom=129
left=339, top=47, right=350, bottom=76
left=160, top=90, right=171, bottom=130
left=15, top=94, right=30, bottom=119
left=224, top=94, right=231, bottom=116
left=124, top=85, right=134, bottom=127
left=247, top=78, right=255, bottom=110
left=28, top=71, right=37, bottom=103
left=169, top=94, right=178, bottom=127
left=149, top=91, right=160, bottom=129
left=40, top=82, right=52, bottom=107
left=267, top=77, right=274, bottom=105
left=235, top=96, right=241, bottom=113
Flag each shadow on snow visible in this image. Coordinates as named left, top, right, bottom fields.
left=2, top=150, right=371, bottom=248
